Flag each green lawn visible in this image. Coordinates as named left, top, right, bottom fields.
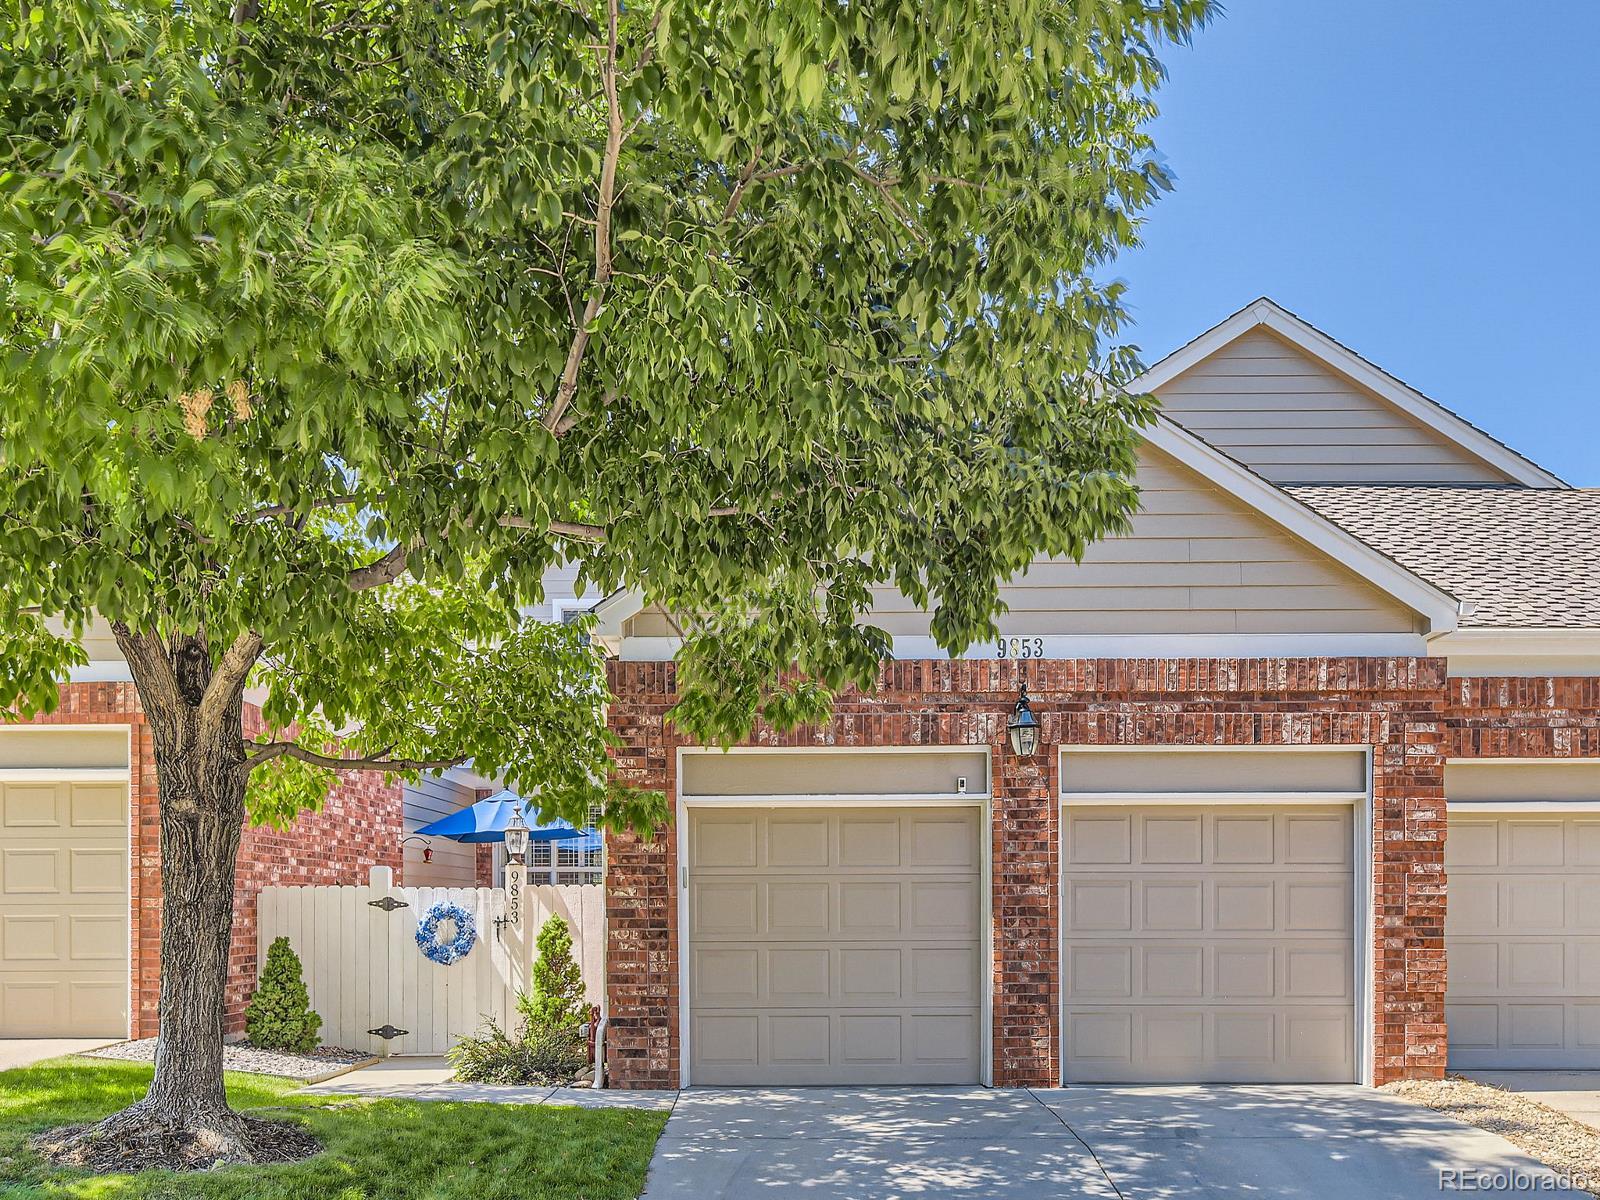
left=0, top=1059, right=668, bottom=1200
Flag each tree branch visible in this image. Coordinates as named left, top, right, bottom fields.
left=722, top=147, right=765, bottom=221
left=499, top=515, right=608, bottom=542
left=198, top=629, right=262, bottom=732
left=543, top=0, right=624, bottom=438
left=244, top=741, right=469, bottom=774
left=345, top=541, right=410, bottom=591
left=244, top=494, right=367, bottom=522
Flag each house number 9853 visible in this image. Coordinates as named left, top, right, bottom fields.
left=995, top=636, right=1044, bottom=658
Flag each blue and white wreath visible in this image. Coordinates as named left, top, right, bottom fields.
left=415, top=901, right=477, bottom=966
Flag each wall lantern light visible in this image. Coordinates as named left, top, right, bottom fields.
left=1007, top=685, right=1040, bottom=757
left=504, top=809, right=531, bottom=865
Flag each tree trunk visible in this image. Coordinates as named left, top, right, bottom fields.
left=35, top=627, right=318, bottom=1170
left=141, top=739, right=248, bottom=1129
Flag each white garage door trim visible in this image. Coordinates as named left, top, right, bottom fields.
left=676, top=746, right=993, bottom=1087
left=0, top=725, right=134, bottom=1040
left=1059, top=745, right=1374, bottom=1086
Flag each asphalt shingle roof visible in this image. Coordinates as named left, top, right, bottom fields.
left=1287, top=486, right=1600, bottom=629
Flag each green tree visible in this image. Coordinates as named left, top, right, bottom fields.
left=0, top=0, right=1208, bottom=1166
left=526, top=915, right=589, bottom=1032
left=244, top=937, right=323, bottom=1054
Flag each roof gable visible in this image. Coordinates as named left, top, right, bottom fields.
left=1136, top=299, right=1565, bottom=488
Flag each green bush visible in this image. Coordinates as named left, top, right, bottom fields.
left=448, top=913, right=593, bottom=1084
left=527, top=914, right=589, bottom=1032
left=245, top=936, right=323, bottom=1053
left=447, top=1014, right=588, bottom=1085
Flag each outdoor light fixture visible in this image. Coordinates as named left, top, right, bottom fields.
left=1007, top=684, right=1040, bottom=757
left=504, top=809, right=531, bottom=865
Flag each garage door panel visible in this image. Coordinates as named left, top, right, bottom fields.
left=692, top=881, right=760, bottom=935
left=1065, top=804, right=1355, bottom=1083
left=1143, top=815, right=1203, bottom=864
left=766, top=881, right=828, bottom=934
left=1446, top=821, right=1499, bottom=867
left=3, top=849, right=61, bottom=894
left=70, top=785, right=126, bottom=828
left=694, top=815, right=758, bottom=868
left=1507, top=821, right=1565, bottom=867
left=2, top=784, right=62, bottom=827
left=689, top=806, right=981, bottom=1085
left=767, top=817, right=829, bottom=867
left=1065, top=1006, right=1355, bottom=1084
left=1214, top=815, right=1275, bottom=863
left=1448, top=813, right=1600, bottom=1068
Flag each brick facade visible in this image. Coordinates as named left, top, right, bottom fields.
left=14, top=683, right=401, bottom=1038
left=605, top=656, right=1473, bottom=1089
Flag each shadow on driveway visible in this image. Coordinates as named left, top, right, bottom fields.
left=642, top=1084, right=1585, bottom=1198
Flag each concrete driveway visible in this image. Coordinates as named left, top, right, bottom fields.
left=641, top=1085, right=1584, bottom=1198
left=0, top=1039, right=115, bottom=1072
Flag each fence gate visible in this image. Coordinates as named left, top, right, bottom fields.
left=256, top=866, right=604, bottom=1056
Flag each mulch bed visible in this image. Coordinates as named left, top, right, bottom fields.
left=85, top=1039, right=372, bottom=1082
left=32, top=1113, right=322, bottom=1174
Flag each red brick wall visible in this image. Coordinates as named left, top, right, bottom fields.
left=605, top=657, right=1453, bottom=1088
left=15, top=684, right=401, bottom=1039
left=1445, top=677, right=1600, bottom=758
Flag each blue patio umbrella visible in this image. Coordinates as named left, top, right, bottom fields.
left=414, top=789, right=592, bottom=844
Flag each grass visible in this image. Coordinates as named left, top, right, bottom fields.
left=0, top=1059, right=668, bottom=1200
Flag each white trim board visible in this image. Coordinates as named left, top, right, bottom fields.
left=1132, top=297, right=1565, bottom=489
left=0, top=768, right=130, bottom=783
left=1447, top=801, right=1600, bottom=814
left=887, top=633, right=1429, bottom=660
left=1061, top=790, right=1366, bottom=806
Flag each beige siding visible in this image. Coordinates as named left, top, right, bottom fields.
left=402, top=776, right=479, bottom=887
left=624, top=606, right=679, bottom=638
left=866, top=443, right=1420, bottom=638
left=1155, top=329, right=1514, bottom=484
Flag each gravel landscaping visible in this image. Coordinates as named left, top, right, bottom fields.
left=1385, top=1076, right=1600, bottom=1196
left=84, top=1039, right=373, bottom=1083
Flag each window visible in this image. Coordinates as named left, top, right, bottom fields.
left=520, top=839, right=602, bottom=885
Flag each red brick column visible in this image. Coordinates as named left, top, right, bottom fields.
left=604, top=664, right=679, bottom=1087
left=991, top=729, right=1060, bottom=1085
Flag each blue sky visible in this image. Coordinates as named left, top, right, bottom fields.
left=1111, top=1, right=1600, bottom=484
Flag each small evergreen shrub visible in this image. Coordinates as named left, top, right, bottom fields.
left=448, top=913, right=592, bottom=1084
left=244, top=936, right=323, bottom=1053
left=527, top=914, right=589, bottom=1032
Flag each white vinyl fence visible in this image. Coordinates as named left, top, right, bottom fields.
left=256, top=866, right=604, bottom=1056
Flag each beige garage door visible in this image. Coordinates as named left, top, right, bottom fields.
left=0, top=780, right=129, bottom=1036
left=1064, top=804, right=1356, bottom=1083
left=687, top=806, right=982, bottom=1085
left=1447, top=814, right=1600, bottom=1069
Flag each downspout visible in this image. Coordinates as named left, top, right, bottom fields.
left=593, top=805, right=609, bottom=1088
